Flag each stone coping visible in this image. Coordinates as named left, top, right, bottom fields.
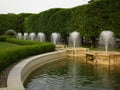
left=7, top=50, right=66, bottom=90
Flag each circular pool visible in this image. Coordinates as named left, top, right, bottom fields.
left=25, top=57, right=120, bottom=90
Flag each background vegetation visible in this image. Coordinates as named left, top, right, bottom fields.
left=0, top=13, right=32, bottom=35
left=25, top=0, right=120, bottom=46
left=0, top=38, right=55, bottom=72
left=0, top=0, right=120, bottom=47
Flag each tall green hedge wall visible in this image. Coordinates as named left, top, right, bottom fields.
left=0, top=0, right=120, bottom=39
left=0, top=13, right=32, bottom=35
left=25, top=0, right=120, bottom=38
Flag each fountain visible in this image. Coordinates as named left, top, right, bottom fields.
left=86, top=31, right=120, bottom=65
left=99, top=31, right=115, bottom=52
left=68, top=31, right=81, bottom=48
left=37, top=32, right=45, bottom=42
left=67, top=31, right=88, bottom=57
left=29, top=32, right=36, bottom=41
left=25, top=57, right=120, bottom=90
left=5, top=29, right=17, bottom=36
left=23, top=33, right=28, bottom=40
left=51, top=32, right=61, bottom=45
left=17, top=33, right=22, bottom=40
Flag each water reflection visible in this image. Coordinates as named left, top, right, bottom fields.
left=25, top=57, right=120, bottom=90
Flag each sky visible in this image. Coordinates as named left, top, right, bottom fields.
left=0, top=0, right=90, bottom=14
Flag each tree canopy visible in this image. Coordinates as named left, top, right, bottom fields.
left=0, top=0, right=120, bottom=46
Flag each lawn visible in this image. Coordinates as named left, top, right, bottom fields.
left=0, top=42, right=21, bottom=50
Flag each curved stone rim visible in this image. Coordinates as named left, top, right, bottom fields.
left=7, top=50, right=66, bottom=90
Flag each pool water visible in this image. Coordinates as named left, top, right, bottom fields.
left=25, top=57, right=120, bottom=90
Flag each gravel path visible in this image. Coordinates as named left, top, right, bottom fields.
left=0, top=63, right=17, bottom=87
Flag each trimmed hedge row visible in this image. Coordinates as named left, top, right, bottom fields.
left=6, top=38, right=42, bottom=45
left=0, top=36, right=6, bottom=41
left=0, top=38, right=55, bottom=72
left=0, top=36, right=15, bottom=42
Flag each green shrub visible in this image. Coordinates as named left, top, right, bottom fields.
left=25, top=0, right=120, bottom=46
left=0, top=13, right=33, bottom=35
left=0, top=36, right=6, bottom=41
left=6, top=38, right=42, bottom=45
left=0, top=36, right=14, bottom=41
left=24, top=8, right=62, bottom=39
left=0, top=42, right=55, bottom=72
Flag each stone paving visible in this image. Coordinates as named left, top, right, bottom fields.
left=0, top=88, right=7, bottom=90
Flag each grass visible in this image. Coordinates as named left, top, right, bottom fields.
left=0, top=40, right=55, bottom=73
left=0, top=42, right=21, bottom=50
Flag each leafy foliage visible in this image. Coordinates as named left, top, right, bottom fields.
left=25, top=0, right=120, bottom=42
left=0, top=35, right=15, bottom=41
left=0, top=13, right=32, bottom=35
left=0, top=38, right=55, bottom=72
left=6, top=38, right=42, bottom=45
left=0, top=0, right=120, bottom=46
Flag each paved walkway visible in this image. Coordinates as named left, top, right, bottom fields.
left=0, top=88, right=7, bottom=90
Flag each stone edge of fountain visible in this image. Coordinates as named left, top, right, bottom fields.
left=86, top=50, right=120, bottom=65
left=6, top=46, right=120, bottom=90
left=7, top=50, right=66, bottom=90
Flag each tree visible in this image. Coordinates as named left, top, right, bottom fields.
left=88, top=0, right=100, bottom=3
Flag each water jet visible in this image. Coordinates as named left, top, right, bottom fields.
left=51, top=32, right=61, bottom=45
left=37, top=32, right=45, bottom=42
left=17, top=33, right=22, bottom=39
left=68, top=31, right=81, bottom=48
left=99, top=31, right=115, bottom=52
left=29, top=32, right=36, bottom=41
left=23, top=33, right=28, bottom=40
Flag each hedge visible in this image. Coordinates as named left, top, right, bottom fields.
left=24, top=8, right=62, bottom=40
left=25, top=0, right=120, bottom=46
left=1, top=0, right=120, bottom=47
left=6, top=38, right=42, bottom=45
left=0, top=38, right=55, bottom=72
left=0, top=13, right=33, bottom=35
left=0, top=36, right=7, bottom=41
left=0, top=36, right=15, bottom=42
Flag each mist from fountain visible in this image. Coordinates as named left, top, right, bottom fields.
left=68, top=31, right=81, bottom=48
left=99, top=31, right=115, bottom=52
left=17, top=33, right=22, bottom=40
left=51, top=32, right=61, bottom=45
left=29, top=32, right=36, bottom=41
left=23, top=33, right=28, bottom=40
left=37, top=32, right=45, bottom=42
